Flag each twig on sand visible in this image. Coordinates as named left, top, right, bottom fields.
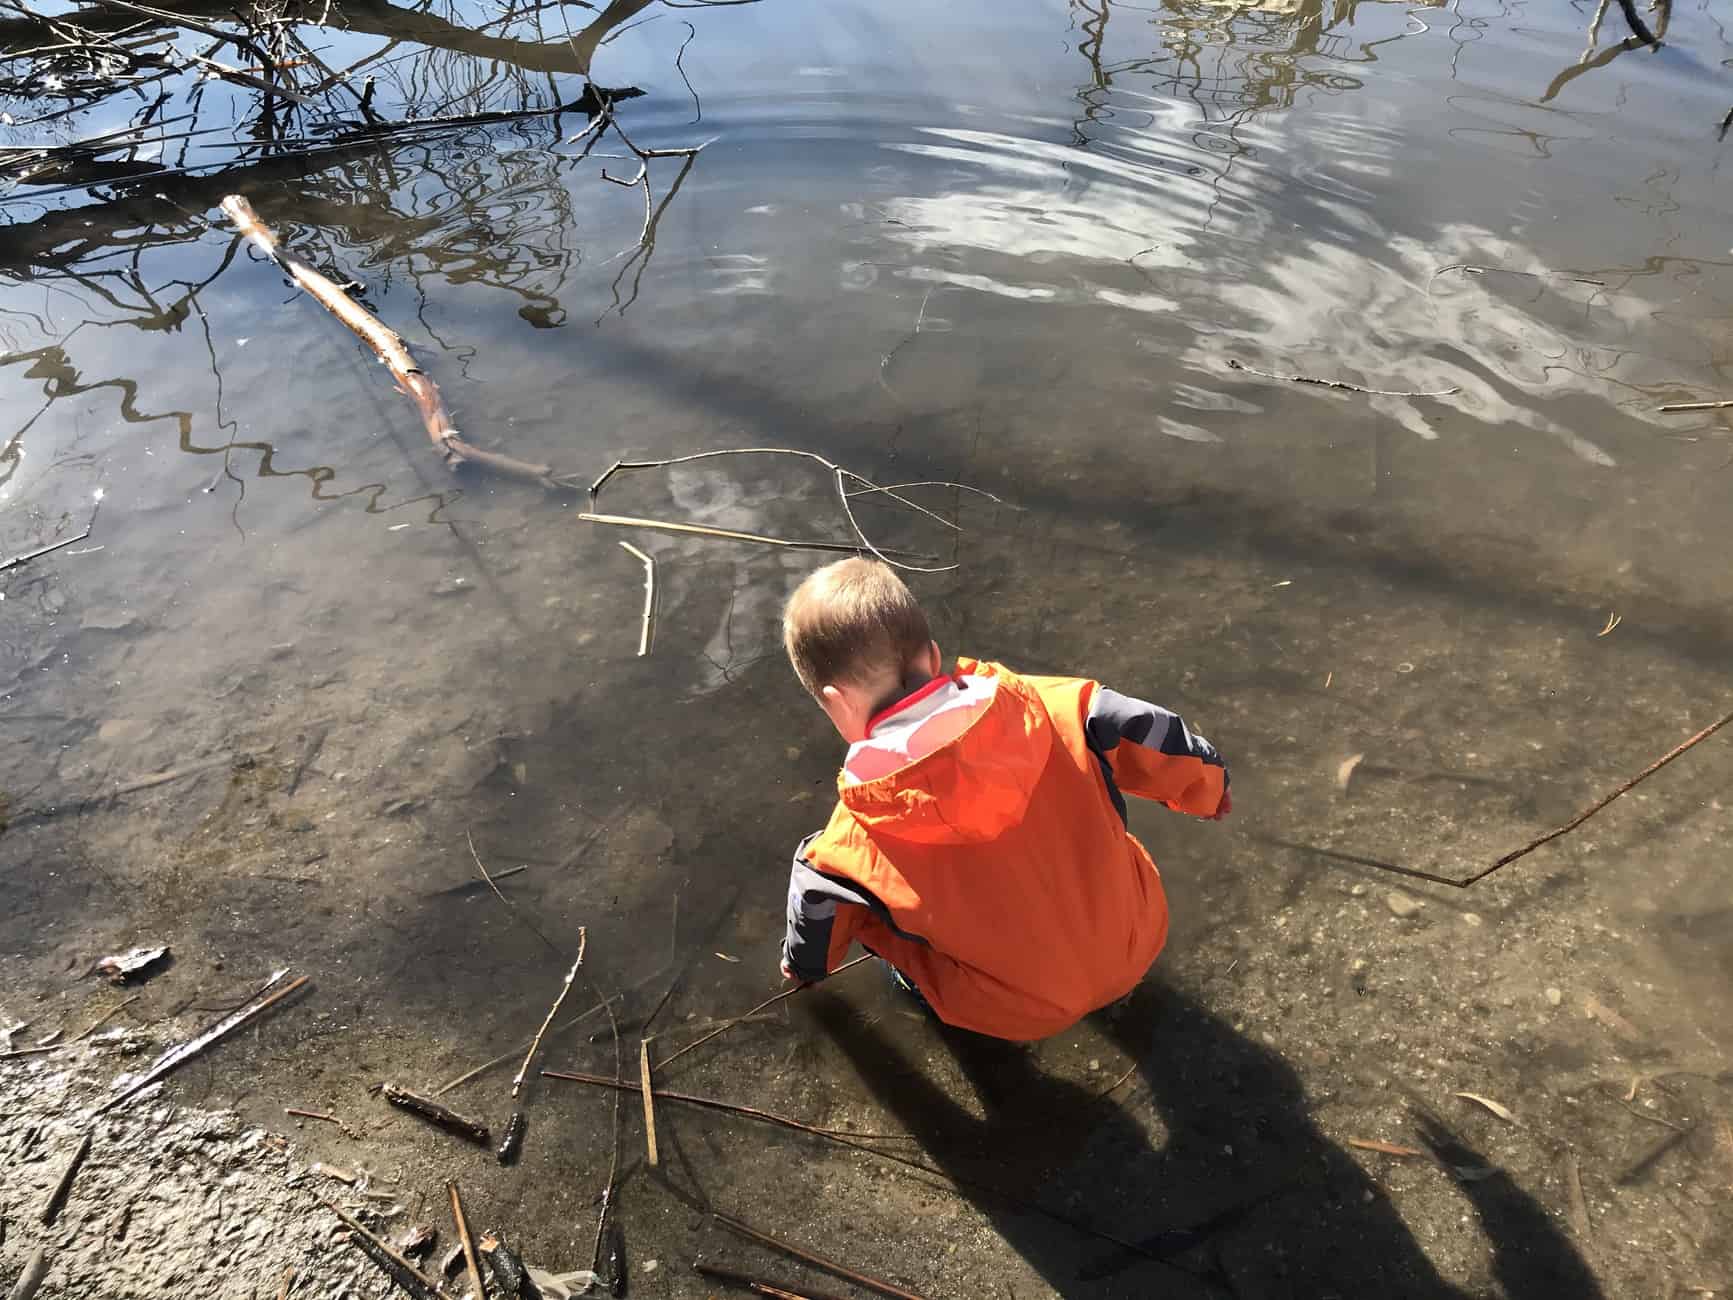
left=619, top=541, right=656, bottom=656
left=219, top=195, right=583, bottom=492
left=655, top=954, right=874, bottom=1072
left=319, top=1197, right=448, bottom=1299
left=711, top=1210, right=928, bottom=1300
left=1226, top=358, right=1458, bottom=399
left=446, top=1181, right=486, bottom=1300
left=381, top=1082, right=491, bottom=1147
left=639, top=1038, right=659, bottom=1166
left=94, top=971, right=307, bottom=1116
left=694, top=1260, right=853, bottom=1300
left=589, top=448, right=1003, bottom=574
left=75, top=994, right=141, bottom=1042
left=39, top=1131, right=92, bottom=1225
left=466, top=832, right=564, bottom=959
left=5, top=1247, right=48, bottom=1300
left=1659, top=397, right=1733, bottom=413
left=513, top=928, right=587, bottom=1098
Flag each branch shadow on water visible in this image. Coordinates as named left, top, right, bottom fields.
left=811, top=978, right=1604, bottom=1298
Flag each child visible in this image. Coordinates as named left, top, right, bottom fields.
left=779, top=557, right=1230, bottom=1041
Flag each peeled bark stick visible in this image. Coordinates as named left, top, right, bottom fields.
left=94, top=971, right=307, bottom=1116
left=6, top=1248, right=48, bottom=1300
left=639, top=1039, right=659, bottom=1167
left=381, top=1082, right=491, bottom=1147
left=219, top=195, right=575, bottom=491
left=619, top=541, right=655, bottom=657
left=40, top=1131, right=92, bottom=1225
left=711, top=1211, right=928, bottom=1300
left=446, top=1181, right=487, bottom=1300
left=1658, top=398, right=1733, bottom=412
left=512, top=927, right=587, bottom=1098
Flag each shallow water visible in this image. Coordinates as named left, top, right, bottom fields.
left=3, top=0, right=1732, bottom=1294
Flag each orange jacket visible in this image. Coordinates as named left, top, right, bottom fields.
left=781, top=658, right=1227, bottom=1040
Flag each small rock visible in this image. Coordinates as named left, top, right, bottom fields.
left=641, top=1259, right=659, bottom=1274
left=1087, top=1058, right=1101, bottom=1072
left=1545, top=987, right=1563, bottom=1007
left=1461, top=912, right=1483, bottom=927
left=1350, top=883, right=1367, bottom=897
left=1385, top=891, right=1423, bottom=919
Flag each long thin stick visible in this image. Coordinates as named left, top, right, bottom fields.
left=545, top=1069, right=1203, bottom=1269
left=0, top=492, right=102, bottom=574
left=94, top=972, right=307, bottom=1115
left=1226, top=358, right=1458, bottom=399
left=75, top=994, right=141, bottom=1041
left=588, top=986, right=625, bottom=1278
left=619, top=541, right=655, bottom=656
left=467, top=831, right=563, bottom=959
left=446, top=1181, right=487, bottom=1300
left=431, top=992, right=621, bottom=1097
left=655, top=954, right=873, bottom=1072
left=1463, top=704, right=1733, bottom=886
left=582, top=512, right=912, bottom=558
left=711, top=1211, right=928, bottom=1300
left=639, top=1038, right=659, bottom=1166
left=693, top=1261, right=851, bottom=1300
left=319, top=1197, right=449, bottom=1299
left=513, top=928, right=587, bottom=1097
left=1659, top=398, right=1733, bottom=413
left=39, top=1131, right=92, bottom=1225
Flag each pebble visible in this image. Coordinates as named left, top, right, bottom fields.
left=642, top=1259, right=659, bottom=1274
left=1461, top=912, right=1483, bottom=927
left=1545, top=987, right=1563, bottom=1007
left=1385, top=890, right=1423, bottom=919
left=1350, top=883, right=1367, bottom=897
left=1087, top=1058, right=1100, bottom=1072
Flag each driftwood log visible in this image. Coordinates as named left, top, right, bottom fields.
left=220, top=195, right=580, bottom=491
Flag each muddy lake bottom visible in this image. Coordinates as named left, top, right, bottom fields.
left=5, top=0, right=1733, bottom=1294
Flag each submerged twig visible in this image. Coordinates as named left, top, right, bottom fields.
left=1226, top=358, right=1458, bottom=399
left=581, top=513, right=931, bottom=561
left=655, top=954, right=874, bottom=1072
left=513, top=928, right=587, bottom=1098
left=1659, top=398, right=1733, bottom=413
left=589, top=985, right=625, bottom=1280
left=467, top=832, right=563, bottom=959
left=711, top=1210, right=927, bottom=1300
left=39, top=1131, right=92, bottom=1226
left=0, top=490, right=103, bottom=574
left=382, top=1082, right=491, bottom=1147
left=693, top=1262, right=849, bottom=1300
left=94, top=970, right=306, bottom=1116
left=74, top=993, right=140, bottom=1041
left=619, top=541, right=655, bottom=657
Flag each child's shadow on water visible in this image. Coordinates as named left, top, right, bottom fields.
left=812, top=979, right=1603, bottom=1299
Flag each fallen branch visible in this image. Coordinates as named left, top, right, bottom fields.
left=711, top=1210, right=927, bottom=1300
left=320, top=1197, right=449, bottom=1300
left=381, top=1082, right=491, bottom=1147
left=94, top=970, right=307, bottom=1116
left=619, top=541, right=655, bottom=656
left=446, top=1182, right=486, bottom=1300
left=513, top=928, right=587, bottom=1098
left=39, top=1131, right=92, bottom=1225
left=1226, top=358, right=1458, bottom=399
left=219, top=195, right=582, bottom=492
left=654, top=954, right=874, bottom=1072
left=639, top=1038, right=659, bottom=1166
left=694, top=1260, right=851, bottom=1300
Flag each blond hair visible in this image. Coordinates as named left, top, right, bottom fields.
left=783, top=557, right=931, bottom=696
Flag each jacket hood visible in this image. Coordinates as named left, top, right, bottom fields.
left=836, top=658, right=1052, bottom=844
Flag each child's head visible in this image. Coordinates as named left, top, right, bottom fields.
left=783, top=557, right=940, bottom=741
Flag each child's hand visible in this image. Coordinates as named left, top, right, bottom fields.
left=1210, top=788, right=1232, bottom=821
left=780, top=958, right=798, bottom=982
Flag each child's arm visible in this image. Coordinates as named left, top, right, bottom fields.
left=1084, top=684, right=1229, bottom=819
left=780, top=834, right=874, bottom=982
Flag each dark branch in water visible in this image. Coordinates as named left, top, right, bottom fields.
left=1225, top=358, right=1458, bottom=400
